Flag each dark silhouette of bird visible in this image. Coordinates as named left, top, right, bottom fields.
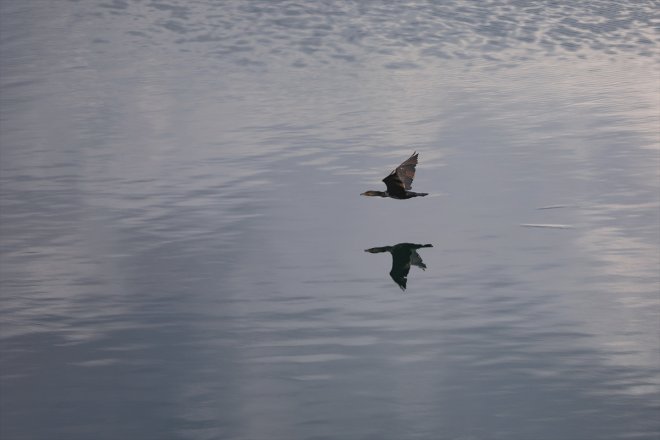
left=365, top=243, right=433, bottom=290
left=361, top=152, right=428, bottom=199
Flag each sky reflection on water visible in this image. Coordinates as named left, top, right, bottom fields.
left=1, top=1, right=659, bottom=439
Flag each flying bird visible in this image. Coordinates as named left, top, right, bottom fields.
left=365, top=243, right=433, bottom=290
left=361, top=152, right=428, bottom=199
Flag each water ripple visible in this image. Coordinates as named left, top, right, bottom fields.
left=70, top=0, right=660, bottom=69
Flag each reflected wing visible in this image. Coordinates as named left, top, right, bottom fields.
left=389, top=246, right=413, bottom=290
left=382, top=152, right=418, bottom=195
left=409, top=250, right=427, bottom=270
left=389, top=259, right=411, bottom=290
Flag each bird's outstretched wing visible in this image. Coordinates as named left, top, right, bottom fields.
left=382, top=152, right=418, bottom=196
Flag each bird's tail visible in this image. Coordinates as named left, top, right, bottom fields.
left=417, top=192, right=429, bottom=197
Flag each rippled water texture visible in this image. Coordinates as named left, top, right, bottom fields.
left=1, top=1, right=659, bottom=439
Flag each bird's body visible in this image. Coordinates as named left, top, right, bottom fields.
left=360, top=190, right=428, bottom=199
left=361, top=152, right=428, bottom=199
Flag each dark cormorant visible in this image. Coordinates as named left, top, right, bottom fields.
left=365, top=243, right=433, bottom=290
left=361, top=152, right=428, bottom=199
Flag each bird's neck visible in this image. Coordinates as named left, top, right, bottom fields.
left=363, top=191, right=388, bottom=197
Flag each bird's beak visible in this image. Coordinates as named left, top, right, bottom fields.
left=360, top=192, right=366, bottom=196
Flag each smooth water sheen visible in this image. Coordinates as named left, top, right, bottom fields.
left=1, top=1, right=659, bottom=439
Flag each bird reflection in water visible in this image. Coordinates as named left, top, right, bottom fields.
left=365, top=243, right=433, bottom=290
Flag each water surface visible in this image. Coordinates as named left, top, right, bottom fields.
left=1, top=1, right=659, bottom=439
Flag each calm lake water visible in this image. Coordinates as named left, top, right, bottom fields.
left=1, top=1, right=659, bottom=439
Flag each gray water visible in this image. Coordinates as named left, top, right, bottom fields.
left=1, top=1, right=659, bottom=439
